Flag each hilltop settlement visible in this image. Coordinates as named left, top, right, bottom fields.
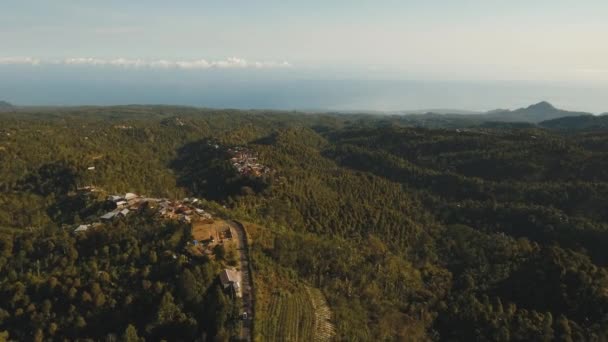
left=73, top=191, right=212, bottom=233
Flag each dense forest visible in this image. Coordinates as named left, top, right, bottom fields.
left=1, top=106, right=607, bottom=341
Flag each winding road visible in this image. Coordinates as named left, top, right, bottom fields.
left=228, top=220, right=254, bottom=341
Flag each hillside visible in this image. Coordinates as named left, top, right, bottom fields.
left=483, top=101, right=592, bottom=123
left=540, top=114, right=608, bottom=130
left=0, top=101, right=14, bottom=112
left=393, top=102, right=593, bottom=127
left=0, top=107, right=607, bottom=340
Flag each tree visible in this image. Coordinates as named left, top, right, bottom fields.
left=178, top=269, right=203, bottom=304
left=122, top=324, right=140, bottom=342
left=542, top=313, right=554, bottom=342
left=33, top=329, right=43, bottom=342
left=156, top=292, right=185, bottom=325
left=214, top=245, right=226, bottom=260
left=555, top=315, right=573, bottom=342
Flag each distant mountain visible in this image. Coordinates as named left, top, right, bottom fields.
left=0, top=101, right=15, bottom=111
left=399, top=109, right=482, bottom=115
left=395, top=102, right=593, bottom=125
left=540, top=115, right=608, bottom=130
left=483, top=101, right=592, bottom=123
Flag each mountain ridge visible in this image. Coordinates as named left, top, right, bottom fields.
left=540, top=114, right=608, bottom=130
left=0, top=101, right=15, bottom=112
left=482, top=101, right=592, bottom=123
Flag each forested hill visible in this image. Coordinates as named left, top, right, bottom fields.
left=540, top=114, right=608, bottom=130
left=365, top=101, right=595, bottom=128
left=1, top=106, right=608, bottom=340
left=482, top=101, right=592, bottom=123
left=0, top=101, right=14, bottom=112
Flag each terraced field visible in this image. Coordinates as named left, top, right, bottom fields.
left=258, top=285, right=335, bottom=342
left=306, top=287, right=336, bottom=341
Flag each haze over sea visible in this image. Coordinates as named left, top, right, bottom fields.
left=1, top=66, right=607, bottom=113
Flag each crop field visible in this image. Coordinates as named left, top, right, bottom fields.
left=257, top=285, right=335, bottom=342
left=306, top=287, right=336, bottom=341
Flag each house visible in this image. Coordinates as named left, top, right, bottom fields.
left=219, top=269, right=241, bottom=295
left=101, top=211, right=117, bottom=220
left=74, top=224, right=90, bottom=233
left=125, top=193, right=138, bottom=201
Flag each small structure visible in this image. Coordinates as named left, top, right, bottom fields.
left=116, top=200, right=128, bottom=207
left=219, top=269, right=241, bottom=297
left=125, top=193, right=138, bottom=201
left=119, top=208, right=130, bottom=217
left=74, top=224, right=90, bottom=233
left=100, top=211, right=117, bottom=220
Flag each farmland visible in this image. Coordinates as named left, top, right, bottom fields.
left=257, top=284, right=334, bottom=342
left=247, top=221, right=336, bottom=342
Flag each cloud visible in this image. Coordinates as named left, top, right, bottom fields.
left=0, top=57, right=42, bottom=65
left=0, top=56, right=292, bottom=69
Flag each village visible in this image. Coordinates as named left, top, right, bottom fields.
left=72, top=191, right=247, bottom=301
left=227, top=146, right=272, bottom=178
left=74, top=192, right=213, bottom=233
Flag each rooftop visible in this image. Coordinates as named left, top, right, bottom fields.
left=219, top=268, right=240, bottom=287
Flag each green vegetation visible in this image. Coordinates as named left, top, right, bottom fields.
left=0, top=214, right=242, bottom=341
left=1, top=106, right=608, bottom=340
left=540, top=114, right=608, bottom=130
left=247, top=222, right=333, bottom=342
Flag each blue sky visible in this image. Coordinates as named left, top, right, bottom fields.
left=1, top=1, right=608, bottom=110
left=3, top=1, right=608, bottom=80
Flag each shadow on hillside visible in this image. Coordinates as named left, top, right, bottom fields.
left=14, top=161, right=110, bottom=224
left=15, top=162, right=79, bottom=197
left=169, top=139, right=268, bottom=201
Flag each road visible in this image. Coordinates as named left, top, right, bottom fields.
left=228, top=220, right=254, bottom=342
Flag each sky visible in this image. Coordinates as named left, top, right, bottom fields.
left=1, top=1, right=608, bottom=111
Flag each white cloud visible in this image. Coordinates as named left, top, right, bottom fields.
left=0, top=56, right=292, bottom=69
left=0, top=57, right=42, bottom=65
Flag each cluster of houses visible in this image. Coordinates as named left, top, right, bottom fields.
left=228, top=146, right=271, bottom=177
left=73, top=192, right=212, bottom=233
